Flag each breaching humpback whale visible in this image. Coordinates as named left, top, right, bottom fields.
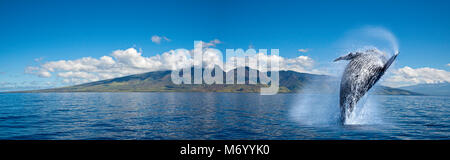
left=334, top=49, right=398, bottom=124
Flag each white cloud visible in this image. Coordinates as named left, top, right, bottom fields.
left=297, top=49, right=309, bottom=53
left=111, top=48, right=162, bottom=69
left=447, top=63, right=450, bottom=67
left=197, top=39, right=221, bottom=48
left=25, top=42, right=320, bottom=85
left=58, top=71, right=97, bottom=80
left=151, top=35, right=161, bottom=44
left=34, top=57, right=44, bottom=62
left=25, top=66, right=52, bottom=78
left=383, top=66, right=450, bottom=87
left=151, top=35, right=170, bottom=44
left=28, top=48, right=194, bottom=84
left=223, top=51, right=317, bottom=74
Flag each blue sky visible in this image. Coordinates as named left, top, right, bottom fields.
left=0, top=0, right=449, bottom=90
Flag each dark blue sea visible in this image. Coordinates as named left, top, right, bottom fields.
left=0, top=92, right=448, bottom=140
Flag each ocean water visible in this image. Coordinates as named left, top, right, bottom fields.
left=0, top=92, right=448, bottom=140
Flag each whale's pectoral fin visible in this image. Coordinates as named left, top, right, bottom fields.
left=371, top=52, right=399, bottom=86
left=333, top=52, right=362, bottom=62
left=382, top=52, right=399, bottom=73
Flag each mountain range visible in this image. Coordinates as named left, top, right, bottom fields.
left=14, top=67, right=421, bottom=95
left=399, top=82, right=450, bottom=96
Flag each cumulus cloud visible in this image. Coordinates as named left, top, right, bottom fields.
left=383, top=66, right=450, bottom=87
left=283, top=56, right=315, bottom=72
left=26, top=46, right=320, bottom=85
left=224, top=52, right=316, bottom=73
left=447, top=63, right=450, bottom=67
left=27, top=48, right=194, bottom=84
left=151, top=35, right=170, bottom=44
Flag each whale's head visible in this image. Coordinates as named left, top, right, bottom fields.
left=334, top=49, right=394, bottom=63
left=333, top=52, right=363, bottom=62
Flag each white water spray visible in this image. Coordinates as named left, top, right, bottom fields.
left=338, top=26, right=399, bottom=57
left=345, top=92, right=383, bottom=125
left=290, top=26, right=398, bottom=126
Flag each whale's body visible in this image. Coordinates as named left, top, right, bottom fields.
left=335, top=49, right=398, bottom=124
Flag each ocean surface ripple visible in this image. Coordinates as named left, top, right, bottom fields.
left=0, top=92, right=448, bottom=140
